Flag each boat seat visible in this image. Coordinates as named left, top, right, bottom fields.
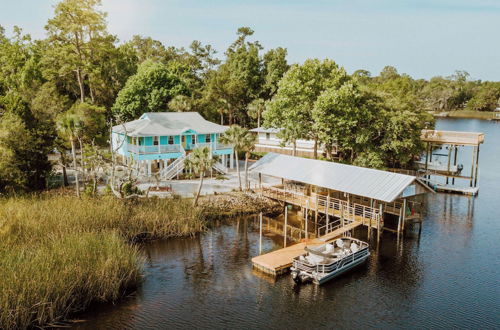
left=335, top=239, right=344, bottom=248
left=350, top=242, right=359, bottom=253
left=325, top=243, right=334, bottom=253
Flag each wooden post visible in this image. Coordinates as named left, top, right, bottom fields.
left=452, top=146, right=458, bottom=185
left=446, top=145, right=452, bottom=184
left=368, top=199, right=373, bottom=237
left=424, top=142, right=430, bottom=179
left=305, top=200, right=309, bottom=240
left=258, top=173, right=262, bottom=190
left=470, top=146, right=476, bottom=187
left=377, top=204, right=383, bottom=243
left=402, top=198, right=407, bottom=232
left=259, top=212, right=263, bottom=254
left=284, top=205, right=288, bottom=248
left=340, top=204, right=344, bottom=227
left=326, top=195, right=330, bottom=230
left=474, top=145, right=480, bottom=188
left=315, top=195, right=319, bottom=236
left=397, top=204, right=402, bottom=235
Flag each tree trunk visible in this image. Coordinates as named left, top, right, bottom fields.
left=293, top=141, right=297, bottom=157
left=92, top=174, right=97, bottom=196
left=62, top=165, right=69, bottom=187
left=244, top=152, right=249, bottom=190
left=194, top=175, right=204, bottom=206
left=76, top=67, right=85, bottom=102
left=78, top=138, right=85, bottom=187
left=70, top=138, right=80, bottom=197
left=257, top=110, right=261, bottom=128
left=235, top=150, right=242, bottom=191
left=89, top=84, right=95, bottom=104
left=220, top=111, right=224, bottom=125
left=313, top=137, right=318, bottom=159
left=60, top=152, right=69, bottom=187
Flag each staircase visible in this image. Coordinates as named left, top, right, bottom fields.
left=212, top=161, right=228, bottom=175
left=161, top=146, right=189, bottom=180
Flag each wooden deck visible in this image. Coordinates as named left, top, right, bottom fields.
left=251, top=221, right=362, bottom=276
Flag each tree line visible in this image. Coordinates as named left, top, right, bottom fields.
left=1, top=0, right=498, bottom=193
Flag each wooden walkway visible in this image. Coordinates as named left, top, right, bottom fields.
left=251, top=221, right=362, bottom=276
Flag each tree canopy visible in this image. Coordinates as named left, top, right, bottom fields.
left=112, top=60, right=189, bottom=121
left=1, top=0, right=498, bottom=193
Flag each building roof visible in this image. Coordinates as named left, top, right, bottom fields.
left=421, top=129, right=484, bottom=146
left=250, top=153, right=421, bottom=203
left=112, top=112, right=228, bottom=137
left=250, top=127, right=281, bottom=134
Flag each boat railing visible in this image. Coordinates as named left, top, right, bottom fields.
left=316, top=247, right=370, bottom=274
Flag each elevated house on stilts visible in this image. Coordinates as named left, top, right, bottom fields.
left=111, top=112, right=234, bottom=179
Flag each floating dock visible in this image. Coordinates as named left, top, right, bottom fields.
left=252, top=222, right=362, bottom=276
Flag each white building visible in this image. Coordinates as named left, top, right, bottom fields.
left=250, top=127, right=336, bottom=157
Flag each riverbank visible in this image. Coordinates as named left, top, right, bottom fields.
left=431, top=110, right=498, bottom=120
left=198, top=191, right=282, bottom=220
left=0, top=190, right=279, bottom=328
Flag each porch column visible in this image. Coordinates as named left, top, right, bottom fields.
left=230, top=151, right=234, bottom=169
left=147, top=160, right=152, bottom=177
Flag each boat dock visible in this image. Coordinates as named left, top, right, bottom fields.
left=249, top=153, right=431, bottom=277
left=252, top=222, right=362, bottom=275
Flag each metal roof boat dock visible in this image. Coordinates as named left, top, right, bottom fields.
left=250, top=153, right=432, bottom=276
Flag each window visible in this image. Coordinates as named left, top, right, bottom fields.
left=191, top=135, right=196, bottom=144
left=168, top=136, right=174, bottom=145
left=138, top=138, right=142, bottom=146
left=266, top=133, right=270, bottom=140
left=206, top=135, right=211, bottom=143
left=153, top=136, right=159, bottom=146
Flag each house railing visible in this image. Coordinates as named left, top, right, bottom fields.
left=127, top=144, right=181, bottom=154
left=127, top=141, right=231, bottom=155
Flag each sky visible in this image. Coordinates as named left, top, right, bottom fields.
left=1, top=0, right=499, bottom=80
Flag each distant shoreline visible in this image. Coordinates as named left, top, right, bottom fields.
left=431, top=110, right=499, bottom=120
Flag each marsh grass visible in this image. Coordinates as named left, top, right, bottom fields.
left=0, top=194, right=206, bottom=329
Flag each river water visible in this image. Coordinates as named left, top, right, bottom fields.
left=76, top=119, right=499, bottom=329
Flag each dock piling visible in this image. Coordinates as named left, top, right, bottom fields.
left=259, top=212, right=263, bottom=255
left=284, top=205, right=288, bottom=248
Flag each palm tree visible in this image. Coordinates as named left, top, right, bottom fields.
left=220, top=125, right=256, bottom=191
left=242, top=132, right=257, bottom=190
left=184, top=146, right=217, bottom=206
left=247, top=98, right=266, bottom=128
left=220, top=125, right=244, bottom=191
left=56, top=111, right=82, bottom=197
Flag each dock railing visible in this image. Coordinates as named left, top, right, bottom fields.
left=260, top=186, right=381, bottom=232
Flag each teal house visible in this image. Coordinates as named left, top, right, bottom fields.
left=112, top=112, right=234, bottom=178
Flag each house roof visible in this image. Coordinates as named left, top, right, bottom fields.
left=250, top=153, right=423, bottom=203
left=112, top=112, right=228, bottom=137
